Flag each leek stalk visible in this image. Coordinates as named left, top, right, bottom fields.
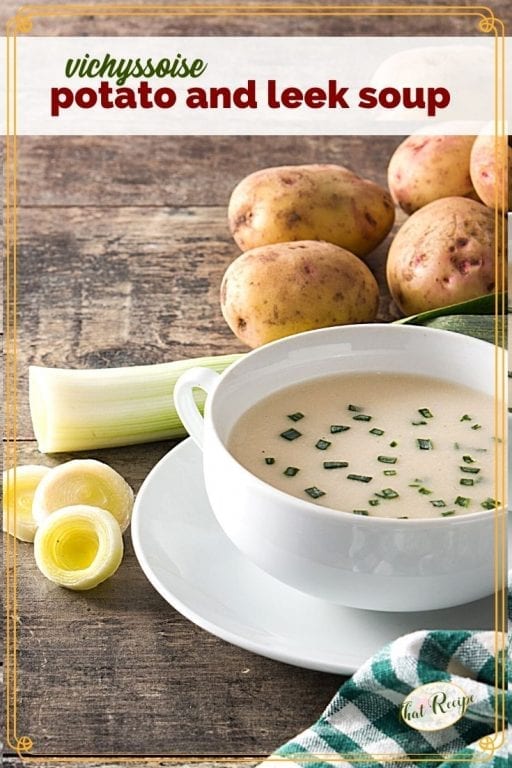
left=29, top=354, right=242, bottom=453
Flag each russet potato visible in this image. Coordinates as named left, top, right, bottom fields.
left=228, top=164, right=394, bottom=258
left=220, top=240, right=379, bottom=348
left=386, top=197, right=496, bottom=315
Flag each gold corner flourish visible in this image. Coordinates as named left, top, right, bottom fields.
left=478, top=9, right=497, bottom=34
left=478, top=732, right=504, bottom=756
left=16, top=735, right=34, bottom=756
left=13, top=13, right=33, bottom=34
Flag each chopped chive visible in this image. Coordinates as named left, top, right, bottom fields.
left=264, top=457, right=275, bottom=465
left=471, top=424, right=482, bottom=430
left=460, top=478, right=474, bottom=486
left=481, top=498, right=498, bottom=510
left=417, top=438, right=433, bottom=450
left=455, top=496, right=470, bottom=508
left=348, top=404, right=364, bottom=412
left=460, top=466, right=480, bottom=474
left=323, top=461, right=348, bottom=469
left=347, top=474, right=372, bottom=483
left=369, top=499, right=380, bottom=507
left=412, top=420, right=427, bottom=426
left=430, top=500, right=446, bottom=508
left=369, top=428, right=384, bottom=436
left=389, top=440, right=398, bottom=447
left=287, top=412, right=304, bottom=422
left=353, top=414, right=372, bottom=422
left=460, top=414, right=472, bottom=422
left=374, top=488, right=399, bottom=499
left=418, top=408, right=433, bottom=419
left=283, top=466, right=299, bottom=477
left=409, top=483, right=421, bottom=488
left=398, top=516, right=409, bottom=519
left=315, top=439, right=331, bottom=450
left=353, top=509, right=369, bottom=516
left=330, top=424, right=350, bottom=434
left=305, top=486, right=325, bottom=499
left=280, top=428, right=301, bottom=441
left=378, top=456, right=397, bottom=464
left=441, top=510, right=456, bottom=517
left=418, top=487, right=432, bottom=495
left=383, top=470, right=397, bottom=476
left=453, top=442, right=461, bottom=450
left=462, top=455, right=475, bottom=464
left=475, top=447, right=488, bottom=452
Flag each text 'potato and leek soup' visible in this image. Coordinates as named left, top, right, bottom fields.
left=227, top=372, right=498, bottom=519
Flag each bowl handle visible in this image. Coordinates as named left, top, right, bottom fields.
left=174, top=367, right=221, bottom=450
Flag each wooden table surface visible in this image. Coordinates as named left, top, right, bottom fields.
left=3, top=2, right=507, bottom=767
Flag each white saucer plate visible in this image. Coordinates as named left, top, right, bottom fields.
left=132, top=438, right=495, bottom=675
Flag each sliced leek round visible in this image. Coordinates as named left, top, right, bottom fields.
left=33, top=504, right=124, bottom=590
left=32, top=459, right=134, bottom=531
left=3, top=465, right=51, bottom=542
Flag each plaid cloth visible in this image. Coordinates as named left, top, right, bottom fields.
left=263, top=590, right=510, bottom=768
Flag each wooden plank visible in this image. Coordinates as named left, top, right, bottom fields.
left=14, top=204, right=242, bottom=438
left=5, top=761, right=257, bottom=768
left=8, top=440, right=345, bottom=757
left=2, top=755, right=259, bottom=768
left=14, top=204, right=401, bottom=438
left=1, top=0, right=485, bottom=37
left=17, top=136, right=401, bottom=208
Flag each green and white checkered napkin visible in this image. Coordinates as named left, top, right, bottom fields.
left=264, top=626, right=510, bottom=768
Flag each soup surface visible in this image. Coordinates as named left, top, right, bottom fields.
left=228, top=372, right=497, bottom=519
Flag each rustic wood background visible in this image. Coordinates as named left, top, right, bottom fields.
left=3, top=1, right=509, bottom=767
left=10, top=137, right=402, bottom=755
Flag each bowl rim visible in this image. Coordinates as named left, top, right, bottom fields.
left=206, top=324, right=500, bottom=526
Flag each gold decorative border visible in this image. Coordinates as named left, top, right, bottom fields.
left=4, top=3, right=508, bottom=763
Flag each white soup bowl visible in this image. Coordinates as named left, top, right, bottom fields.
left=174, top=325, right=501, bottom=611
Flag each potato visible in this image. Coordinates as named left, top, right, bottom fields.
left=386, top=197, right=496, bottom=315
left=470, top=134, right=512, bottom=211
left=387, top=135, right=478, bottom=214
left=228, top=164, right=394, bottom=258
left=220, top=241, right=379, bottom=348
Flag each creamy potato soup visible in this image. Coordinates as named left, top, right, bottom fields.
left=228, top=373, right=497, bottom=519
